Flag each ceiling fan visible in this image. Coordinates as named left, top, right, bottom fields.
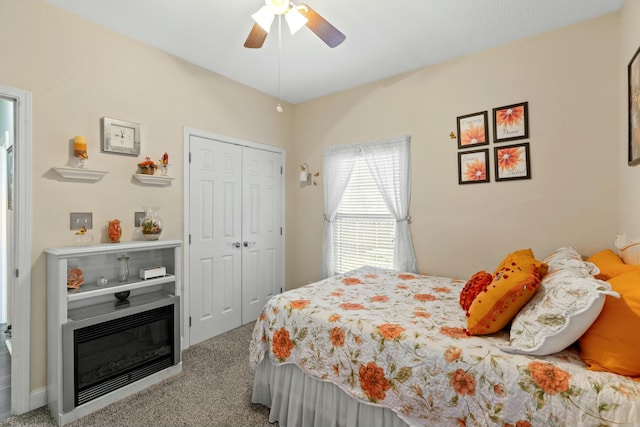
left=244, top=0, right=346, bottom=49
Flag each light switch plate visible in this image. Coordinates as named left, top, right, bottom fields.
left=70, top=212, right=92, bottom=230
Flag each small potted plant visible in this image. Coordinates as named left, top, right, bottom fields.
left=137, top=157, right=158, bottom=175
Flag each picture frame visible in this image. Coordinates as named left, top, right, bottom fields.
left=493, top=101, right=529, bottom=143
left=628, top=45, right=640, bottom=166
left=101, top=117, right=141, bottom=156
left=494, top=143, right=531, bottom=181
left=456, top=111, right=489, bottom=149
left=458, top=149, right=490, bottom=184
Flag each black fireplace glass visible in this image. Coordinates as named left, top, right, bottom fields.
left=72, top=304, right=175, bottom=407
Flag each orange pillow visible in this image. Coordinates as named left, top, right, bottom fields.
left=493, top=248, right=535, bottom=275
left=467, top=249, right=548, bottom=335
left=587, top=249, right=640, bottom=281
left=579, top=270, right=640, bottom=377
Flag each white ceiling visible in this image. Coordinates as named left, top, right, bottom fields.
left=43, top=0, right=624, bottom=104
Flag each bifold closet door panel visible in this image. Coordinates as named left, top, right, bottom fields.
left=241, top=147, right=282, bottom=325
left=188, top=135, right=242, bottom=345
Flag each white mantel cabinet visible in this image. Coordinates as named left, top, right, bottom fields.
left=45, top=240, right=182, bottom=426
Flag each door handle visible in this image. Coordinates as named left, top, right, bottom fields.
left=232, top=241, right=242, bottom=248
left=243, top=241, right=255, bottom=248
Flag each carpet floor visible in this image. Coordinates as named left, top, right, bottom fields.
left=0, top=322, right=275, bottom=427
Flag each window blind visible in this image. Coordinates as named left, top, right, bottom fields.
left=333, top=159, right=394, bottom=273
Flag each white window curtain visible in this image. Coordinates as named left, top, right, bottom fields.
left=321, top=135, right=418, bottom=278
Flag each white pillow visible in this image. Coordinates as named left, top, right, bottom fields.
left=500, top=268, right=619, bottom=356
left=542, top=246, right=599, bottom=275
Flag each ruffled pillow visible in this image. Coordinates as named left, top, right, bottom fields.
left=501, top=268, right=618, bottom=355
left=542, top=246, right=599, bottom=275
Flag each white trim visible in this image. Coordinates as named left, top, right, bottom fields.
left=182, top=127, right=286, bottom=348
left=0, top=84, right=32, bottom=415
left=29, top=387, right=47, bottom=411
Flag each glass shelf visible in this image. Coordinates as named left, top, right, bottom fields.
left=67, top=274, right=175, bottom=302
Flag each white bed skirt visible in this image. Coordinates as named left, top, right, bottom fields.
left=252, top=357, right=411, bottom=427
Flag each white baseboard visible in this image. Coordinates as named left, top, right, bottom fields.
left=30, top=387, right=47, bottom=411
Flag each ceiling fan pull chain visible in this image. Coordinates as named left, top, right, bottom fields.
left=276, top=15, right=283, bottom=113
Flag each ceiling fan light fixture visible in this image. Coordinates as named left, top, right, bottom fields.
left=265, top=0, right=289, bottom=15
left=252, top=6, right=275, bottom=33
left=285, top=7, right=308, bottom=35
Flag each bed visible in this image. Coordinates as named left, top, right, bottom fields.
left=250, top=247, right=640, bottom=427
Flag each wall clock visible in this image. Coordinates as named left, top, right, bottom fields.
left=101, top=117, right=141, bottom=156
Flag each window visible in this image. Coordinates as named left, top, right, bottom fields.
left=321, top=136, right=417, bottom=278
left=333, top=159, right=395, bottom=274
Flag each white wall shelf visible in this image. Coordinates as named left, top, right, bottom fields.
left=132, top=173, right=174, bottom=186
left=53, top=166, right=108, bottom=182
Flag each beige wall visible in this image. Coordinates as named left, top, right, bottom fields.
left=289, top=14, right=620, bottom=285
left=0, top=0, right=293, bottom=391
left=0, top=0, right=626, bottom=398
left=619, top=1, right=640, bottom=239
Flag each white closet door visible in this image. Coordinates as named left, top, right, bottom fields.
left=241, top=147, right=282, bottom=324
left=189, top=135, right=242, bottom=345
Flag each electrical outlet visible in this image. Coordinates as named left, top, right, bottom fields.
left=70, top=212, right=92, bottom=230
left=134, top=211, right=145, bottom=227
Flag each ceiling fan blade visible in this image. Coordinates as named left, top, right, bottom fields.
left=299, top=4, right=346, bottom=48
left=244, top=23, right=268, bottom=48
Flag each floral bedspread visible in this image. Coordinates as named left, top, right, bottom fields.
left=249, top=267, right=640, bottom=427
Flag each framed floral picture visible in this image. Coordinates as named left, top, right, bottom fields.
left=458, top=149, right=490, bottom=184
left=628, top=45, right=640, bottom=165
left=457, top=111, right=489, bottom=149
left=494, top=143, right=531, bottom=181
left=493, top=102, right=529, bottom=143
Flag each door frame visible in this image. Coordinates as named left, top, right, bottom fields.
left=0, top=84, right=32, bottom=415
left=182, top=127, right=285, bottom=349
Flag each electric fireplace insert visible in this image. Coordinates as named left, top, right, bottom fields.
left=62, top=295, right=180, bottom=412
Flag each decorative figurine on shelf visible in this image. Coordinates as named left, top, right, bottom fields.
left=73, top=225, right=94, bottom=246
left=137, top=157, right=158, bottom=175
left=67, top=267, right=84, bottom=289
left=73, top=136, right=88, bottom=168
left=158, top=152, right=170, bottom=176
left=108, top=219, right=122, bottom=243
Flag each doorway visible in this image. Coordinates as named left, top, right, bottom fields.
left=0, top=84, right=32, bottom=416
left=182, top=128, right=285, bottom=348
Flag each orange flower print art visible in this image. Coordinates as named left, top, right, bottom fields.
left=496, top=147, right=522, bottom=172
left=456, top=111, right=488, bottom=149
left=495, top=144, right=530, bottom=181
left=359, top=361, right=390, bottom=402
left=460, top=124, right=485, bottom=147
left=493, top=102, right=528, bottom=142
left=459, top=150, right=489, bottom=184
